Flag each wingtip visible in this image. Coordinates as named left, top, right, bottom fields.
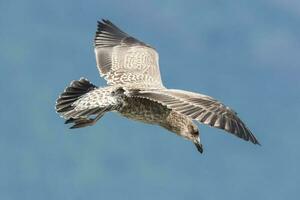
left=102, top=19, right=109, bottom=23
left=255, top=140, right=261, bottom=146
left=97, top=19, right=108, bottom=29
left=249, top=135, right=261, bottom=146
left=249, top=132, right=261, bottom=146
left=97, top=19, right=112, bottom=26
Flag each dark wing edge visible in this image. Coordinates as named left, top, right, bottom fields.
left=94, top=19, right=146, bottom=48
left=131, top=89, right=260, bottom=145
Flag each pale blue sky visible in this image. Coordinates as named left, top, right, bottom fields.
left=1, top=0, right=299, bottom=199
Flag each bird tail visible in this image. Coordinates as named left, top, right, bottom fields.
left=55, top=78, right=117, bottom=129
left=55, top=78, right=98, bottom=118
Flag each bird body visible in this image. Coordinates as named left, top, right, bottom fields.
left=55, top=19, right=259, bottom=154
left=119, top=95, right=199, bottom=144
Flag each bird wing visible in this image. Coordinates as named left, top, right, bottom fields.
left=94, top=19, right=164, bottom=88
left=131, top=89, right=259, bottom=144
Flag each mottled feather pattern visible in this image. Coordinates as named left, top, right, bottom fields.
left=94, top=20, right=164, bottom=88
left=55, top=19, right=259, bottom=153
left=55, top=78, right=97, bottom=115
left=72, top=87, right=120, bottom=110
left=130, top=89, right=259, bottom=144
left=119, top=97, right=171, bottom=124
left=56, top=80, right=123, bottom=120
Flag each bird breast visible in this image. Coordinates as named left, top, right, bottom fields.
left=118, top=96, right=196, bottom=139
left=119, top=97, right=171, bottom=124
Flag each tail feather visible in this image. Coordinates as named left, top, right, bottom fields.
left=55, top=78, right=122, bottom=128
left=55, top=78, right=97, bottom=117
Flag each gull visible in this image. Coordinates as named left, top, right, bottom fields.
left=55, top=19, right=260, bottom=153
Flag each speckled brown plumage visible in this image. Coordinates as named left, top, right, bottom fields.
left=55, top=19, right=259, bottom=154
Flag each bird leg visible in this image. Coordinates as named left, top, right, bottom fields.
left=66, top=113, right=105, bottom=129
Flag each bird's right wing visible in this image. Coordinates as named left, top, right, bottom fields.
left=94, top=19, right=164, bottom=88
left=130, top=89, right=259, bottom=144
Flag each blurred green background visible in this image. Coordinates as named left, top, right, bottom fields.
left=1, top=0, right=299, bottom=199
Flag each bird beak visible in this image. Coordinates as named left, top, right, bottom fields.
left=194, top=137, right=203, bottom=154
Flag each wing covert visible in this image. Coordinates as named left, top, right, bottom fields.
left=94, top=19, right=164, bottom=88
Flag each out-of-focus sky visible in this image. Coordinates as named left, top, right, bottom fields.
left=1, top=0, right=299, bottom=199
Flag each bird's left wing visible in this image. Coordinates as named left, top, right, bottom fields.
left=94, top=19, right=164, bottom=88
left=131, top=89, right=259, bottom=144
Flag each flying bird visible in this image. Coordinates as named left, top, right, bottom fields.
left=55, top=19, right=260, bottom=153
